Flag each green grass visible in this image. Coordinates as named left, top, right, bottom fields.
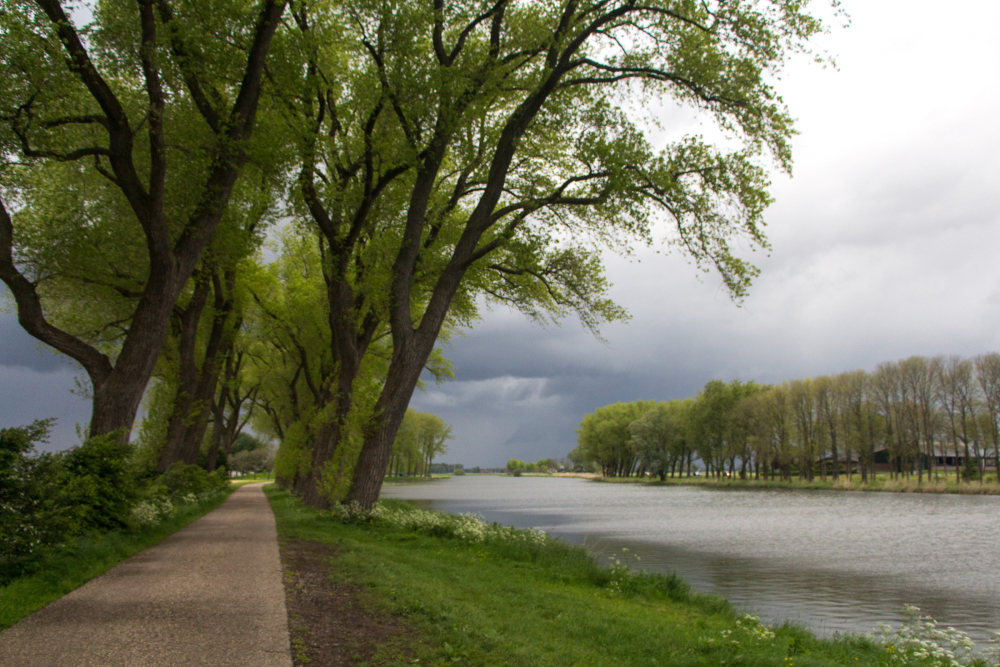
left=265, top=486, right=899, bottom=667
left=0, top=487, right=234, bottom=630
left=592, top=474, right=1000, bottom=495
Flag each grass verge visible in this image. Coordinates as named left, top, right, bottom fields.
left=265, top=485, right=901, bottom=667
left=0, top=486, right=235, bottom=630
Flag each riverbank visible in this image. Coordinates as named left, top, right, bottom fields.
left=264, top=485, right=949, bottom=667
left=590, top=474, right=1000, bottom=495
left=382, top=473, right=453, bottom=485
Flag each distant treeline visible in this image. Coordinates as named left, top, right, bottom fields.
left=387, top=410, right=454, bottom=478
left=569, top=354, right=1000, bottom=483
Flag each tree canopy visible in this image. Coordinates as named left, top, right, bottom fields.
left=2, top=0, right=839, bottom=507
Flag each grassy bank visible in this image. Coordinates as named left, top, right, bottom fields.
left=591, top=474, right=1000, bottom=495
left=265, top=486, right=945, bottom=667
left=0, top=486, right=235, bottom=630
left=382, top=474, right=452, bottom=484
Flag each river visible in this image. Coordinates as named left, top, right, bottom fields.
left=382, top=476, right=1000, bottom=645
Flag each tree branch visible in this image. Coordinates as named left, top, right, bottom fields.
left=0, top=195, right=113, bottom=386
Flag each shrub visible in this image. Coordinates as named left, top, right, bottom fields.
left=157, top=463, right=228, bottom=500
left=453, top=468, right=465, bottom=476
left=0, top=420, right=63, bottom=582
left=56, top=433, right=137, bottom=533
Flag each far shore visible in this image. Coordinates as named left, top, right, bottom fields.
left=384, top=470, right=1000, bottom=495
left=588, top=473, right=1000, bottom=495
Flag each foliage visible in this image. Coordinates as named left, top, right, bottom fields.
left=154, top=463, right=229, bottom=501
left=230, top=433, right=267, bottom=455
left=388, top=410, right=453, bottom=479
left=55, top=432, right=137, bottom=532
left=0, top=419, right=231, bottom=584
left=575, top=351, right=1000, bottom=486
left=228, top=448, right=275, bottom=477
left=0, top=420, right=62, bottom=582
left=630, top=402, right=687, bottom=481
left=576, top=401, right=655, bottom=476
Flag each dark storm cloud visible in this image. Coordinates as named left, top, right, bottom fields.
left=1, top=300, right=91, bottom=451
left=0, top=362, right=92, bottom=452
left=0, top=309, right=68, bottom=373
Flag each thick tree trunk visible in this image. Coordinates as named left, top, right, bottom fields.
left=158, top=276, right=210, bottom=471
left=344, top=342, right=430, bottom=507
left=178, top=278, right=237, bottom=465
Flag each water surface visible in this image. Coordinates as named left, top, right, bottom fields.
left=382, top=476, right=1000, bottom=644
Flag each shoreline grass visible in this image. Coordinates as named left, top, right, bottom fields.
left=0, top=486, right=234, bottom=630
left=590, top=474, right=1000, bottom=495
left=382, top=473, right=452, bottom=485
left=264, top=485, right=965, bottom=667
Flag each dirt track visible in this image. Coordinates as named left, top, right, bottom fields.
left=0, top=483, right=292, bottom=667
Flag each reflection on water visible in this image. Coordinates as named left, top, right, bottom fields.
left=382, top=476, right=1000, bottom=644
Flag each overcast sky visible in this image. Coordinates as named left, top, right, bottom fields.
left=3, top=0, right=1000, bottom=464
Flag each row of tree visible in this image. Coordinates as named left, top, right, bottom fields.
left=1, top=0, right=832, bottom=507
left=505, top=458, right=561, bottom=475
left=570, top=354, right=1000, bottom=484
left=387, top=410, right=453, bottom=478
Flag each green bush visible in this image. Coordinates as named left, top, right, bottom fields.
left=156, top=463, right=228, bottom=500
left=0, top=420, right=63, bottom=583
left=56, top=433, right=137, bottom=533
left=453, top=468, right=466, bottom=476
left=1, top=420, right=232, bottom=586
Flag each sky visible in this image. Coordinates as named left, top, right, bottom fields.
left=3, top=0, right=1000, bottom=464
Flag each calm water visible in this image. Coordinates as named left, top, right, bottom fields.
left=382, top=476, right=1000, bottom=644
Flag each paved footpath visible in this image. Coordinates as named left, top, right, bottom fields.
left=0, top=483, right=293, bottom=667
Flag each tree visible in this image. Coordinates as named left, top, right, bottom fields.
left=389, top=412, right=423, bottom=476
left=789, top=379, right=819, bottom=481
left=630, top=402, right=683, bottom=481
left=329, top=0, right=833, bottom=508
left=413, top=412, right=453, bottom=477
left=0, top=0, right=288, bottom=438
left=577, top=401, right=653, bottom=477
left=974, top=353, right=1000, bottom=481
left=939, top=357, right=981, bottom=482
left=760, top=384, right=793, bottom=481
left=814, top=375, right=842, bottom=480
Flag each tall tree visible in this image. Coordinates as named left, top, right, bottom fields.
left=939, top=356, right=980, bottom=482
left=414, top=412, right=453, bottom=476
left=789, top=378, right=819, bottom=481
left=814, top=375, right=844, bottom=481
left=577, top=401, right=653, bottom=477
left=0, top=0, right=287, bottom=438
left=339, top=0, right=834, bottom=507
left=974, top=353, right=1000, bottom=481
left=630, top=401, right=682, bottom=481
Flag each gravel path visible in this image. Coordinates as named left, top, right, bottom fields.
left=0, top=483, right=293, bottom=667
